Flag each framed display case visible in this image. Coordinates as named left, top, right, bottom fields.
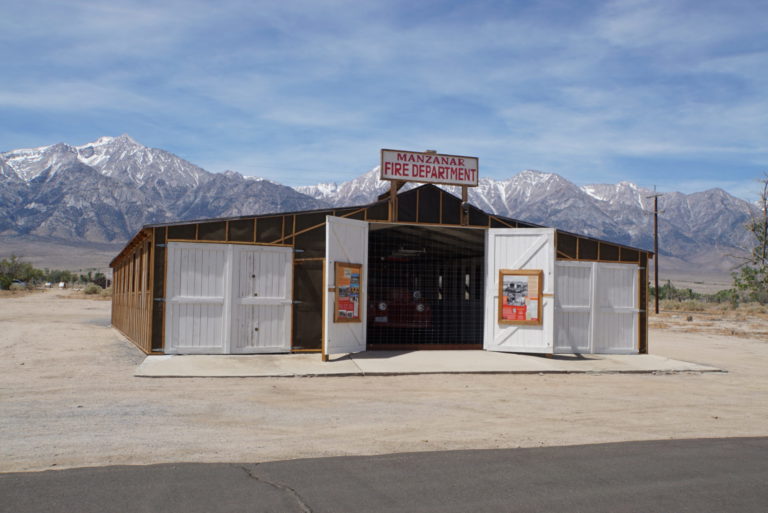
left=334, top=262, right=363, bottom=323
left=498, top=269, right=543, bottom=325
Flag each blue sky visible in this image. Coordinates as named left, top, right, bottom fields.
left=1, top=0, right=766, bottom=199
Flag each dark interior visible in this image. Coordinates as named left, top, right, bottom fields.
left=367, top=224, right=485, bottom=348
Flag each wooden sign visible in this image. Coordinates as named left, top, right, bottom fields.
left=334, top=262, right=363, bottom=323
left=380, top=149, right=479, bottom=187
left=498, top=269, right=543, bottom=325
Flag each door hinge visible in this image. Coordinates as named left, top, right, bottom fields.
left=294, top=249, right=305, bottom=253
left=156, top=244, right=167, bottom=248
left=292, top=300, right=303, bottom=304
left=154, top=298, right=165, bottom=302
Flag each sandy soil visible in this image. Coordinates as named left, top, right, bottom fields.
left=1, top=289, right=767, bottom=473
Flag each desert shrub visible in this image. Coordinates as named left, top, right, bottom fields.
left=100, top=287, right=113, bottom=297
left=682, top=300, right=706, bottom=311
left=660, top=299, right=682, bottom=310
left=741, top=302, right=767, bottom=315
left=84, top=283, right=103, bottom=295
left=660, top=299, right=705, bottom=311
left=8, top=283, right=26, bottom=292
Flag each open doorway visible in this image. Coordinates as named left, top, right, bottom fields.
left=367, top=224, right=485, bottom=349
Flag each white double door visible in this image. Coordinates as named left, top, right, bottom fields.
left=483, top=228, right=639, bottom=354
left=553, top=261, right=639, bottom=354
left=165, top=242, right=293, bottom=354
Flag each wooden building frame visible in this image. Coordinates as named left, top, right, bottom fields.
left=111, top=184, right=653, bottom=355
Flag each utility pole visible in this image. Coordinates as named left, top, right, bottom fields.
left=646, top=187, right=663, bottom=314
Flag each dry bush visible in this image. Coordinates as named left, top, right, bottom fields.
left=660, top=299, right=706, bottom=311
left=741, top=302, right=768, bottom=315
left=714, top=303, right=735, bottom=312
left=84, top=284, right=102, bottom=295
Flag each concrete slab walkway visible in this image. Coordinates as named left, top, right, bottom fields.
left=134, top=350, right=723, bottom=378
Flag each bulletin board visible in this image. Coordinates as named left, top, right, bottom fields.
left=334, top=262, right=363, bottom=323
left=498, top=269, right=543, bottom=325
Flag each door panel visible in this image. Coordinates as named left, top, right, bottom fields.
left=484, top=228, right=555, bottom=353
left=593, top=264, right=638, bottom=354
left=165, top=243, right=229, bottom=353
left=231, top=245, right=293, bottom=353
left=554, top=261, right=593, bottom=353
left=324, top=216, right=368, bottom=358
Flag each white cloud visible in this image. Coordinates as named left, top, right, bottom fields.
left=0, top=80, right=159, bottom=111
left=1, top=0, right=766, bottom=199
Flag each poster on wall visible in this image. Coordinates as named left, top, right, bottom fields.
left=334, top=262, right=362, bottom=323
left=498, top=269, right=543, bottom=325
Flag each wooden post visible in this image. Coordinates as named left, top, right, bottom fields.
left=653, top=194, right=659, bottom=314
left=389, top=180, right=400, bottom=222
left=461, top=185, right=468, bottom=225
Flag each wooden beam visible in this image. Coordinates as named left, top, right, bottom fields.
left=460, top=186, right=468, bottom=226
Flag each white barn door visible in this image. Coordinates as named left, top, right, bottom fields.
left=324, top=216, right=368, bottom=359
left=484, top=228, right=555, bottom=354
left=230, top=245, right=293, bottom=353
left=554, top=261, right=593, bottom=353
left=165, top=242, right=292, bottom=354
left=553, top=261, right=638, bottom=354
left=593, top=263, right=638, bottom=354
left=165, top=243, right=230, bottom=354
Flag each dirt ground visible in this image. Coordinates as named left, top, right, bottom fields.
left=1, top=289, right=767, bottom=473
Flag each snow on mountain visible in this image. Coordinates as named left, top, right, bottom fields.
left=297, top=167, right=390, bottom=206
left=2, top=143, right=81, bottom=182
left=1, top=135, right=211, bottom=188
left=298, top=168, right=756, bottom=271
left=582, top=181, right=651, bottom=208
left=0, top=136, right=327, bottom=243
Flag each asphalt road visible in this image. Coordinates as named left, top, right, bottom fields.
left=2, top=438, right=767, bottom=513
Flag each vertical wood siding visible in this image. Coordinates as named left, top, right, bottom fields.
left=111, top=230, right=154, bottom=353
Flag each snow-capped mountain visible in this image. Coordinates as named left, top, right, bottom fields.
left=296, top=168, right=390, bottom=206
left=298, top=168, right=756, bottom=272
left=0, top=136, right=756, bottom=275
left=0, top=136, right=328, bottom=243
left=3, top=135, right=209, bottom=186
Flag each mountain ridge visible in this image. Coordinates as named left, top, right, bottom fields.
left=0, top=135, right=329, bottom=243
left=0, top=136, right=756, bottom=275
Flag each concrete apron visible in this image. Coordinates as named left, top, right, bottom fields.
left=134, top=351, right=723, bottom=378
